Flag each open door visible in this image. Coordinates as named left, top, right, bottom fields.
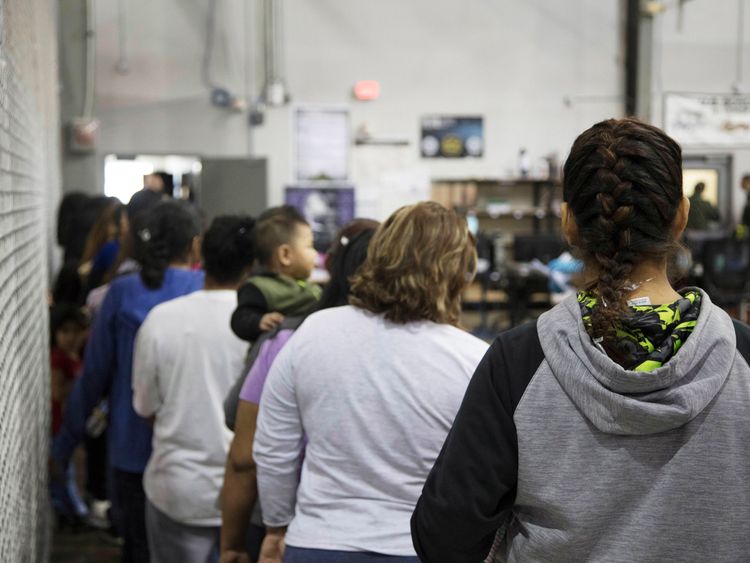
left=198, top=158, right=268, bottom=220
left=682, top=154, right=733, bottom=222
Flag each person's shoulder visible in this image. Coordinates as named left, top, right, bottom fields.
left=298, top=305, right=355, bottom=328
left=243, top=272, right=285, bottom=294
left=109, top=271, right=141, bottom=291
left=248, top=272, right=280, bottom=284
left=167, top=267, right=204, bottom=285
left=105, top=271, right=142, bottom=302
left=148, top=291, right=197, bottom=318
left=439, top=324, right=490, bottom=355
left=732, top=317, right=750, bottom=367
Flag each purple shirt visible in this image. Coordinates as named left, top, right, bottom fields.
left=239, top=329, right=295, bottom=404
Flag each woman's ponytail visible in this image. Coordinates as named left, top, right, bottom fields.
left=137, top=201, right=201, bottom=289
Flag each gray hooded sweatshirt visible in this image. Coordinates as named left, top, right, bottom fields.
left=412, top=289, right=750, bottom=563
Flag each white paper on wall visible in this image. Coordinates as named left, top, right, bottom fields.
left=293, top=106, right=350, bottom=182
left=664, top=92, right=750, bottom=146
left=352, top=144, right=430, bottom=221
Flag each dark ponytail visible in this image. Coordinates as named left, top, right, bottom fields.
left=201, top=215, right=256, bottom=284
left=318, top=226, right=377, bottom=310
left=136, top=201, right=202, bottom=289
left=563, top=118, right=683, bottom=356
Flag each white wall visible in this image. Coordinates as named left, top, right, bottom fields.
left=84, top=0, right=625, bottom=216
left=650, top=0, right=750, bottom=221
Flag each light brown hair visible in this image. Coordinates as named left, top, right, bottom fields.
left=349, top=201, right=476, bottom=326
left=80, top=201, right=123, bottom=266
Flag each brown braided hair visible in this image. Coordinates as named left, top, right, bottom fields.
left=563, top=118, right=683, bottom=357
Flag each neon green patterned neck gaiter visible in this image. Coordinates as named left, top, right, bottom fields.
left=578, top=290, right=702, bottom=372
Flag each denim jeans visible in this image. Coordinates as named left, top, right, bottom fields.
left=283, top=547, right=420, bottom=563
left=111, top=469, right=149, bottom=563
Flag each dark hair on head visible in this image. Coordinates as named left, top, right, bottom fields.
left=154, top=171, right=174, bottom=197
left=136, top=200, right=202, bottom=289
left=127, top=188, right=164, bottom=223
left=350, top=202, right=476, bottom=326
left=317, top=221, right=379, bottom=310
left=563, top=117, right=683, bottom=357
left=202, top=215, right=256, bottom=284
left=694, top=182, right=705, bottom=194
left=254, top=205, right=309, bottom=267
left=324, top=218, right=380, bottom=272
left=50, top=303, right=89, bottom=347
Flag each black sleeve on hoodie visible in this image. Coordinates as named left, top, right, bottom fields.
left=230, top=282, right=269, bottom=342
left=411, top=320, right=545, bottom=563
left=733, top=319, right=750, bottom=367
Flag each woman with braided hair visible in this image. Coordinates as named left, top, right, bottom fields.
left=412, top=118, right=750, bottom=562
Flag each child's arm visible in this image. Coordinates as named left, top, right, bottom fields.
left=231, top=282, right=270, bottom=342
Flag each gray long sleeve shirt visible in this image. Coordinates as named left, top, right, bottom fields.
left=253, top=305, right=488, bottom=556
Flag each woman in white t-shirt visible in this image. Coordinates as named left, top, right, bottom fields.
left=252, top=202, right=489, bottom=563
left=132, top=215, right=256, bottom=563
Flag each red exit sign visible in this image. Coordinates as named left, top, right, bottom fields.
left=353, top=80, right=381, bottom=101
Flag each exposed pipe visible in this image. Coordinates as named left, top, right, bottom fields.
left=116, top=0, right=130, bottom=74
left=202, top=0, right=218, bottom=88
left=243, top=0, right=255, bottom=151
left=83, top=0, right=96, bottom=117
left=624, top=0, right=640, bottom=115
left=262, top=0, right=288, bottom=106
left=737, top=0, right=746, bottom=91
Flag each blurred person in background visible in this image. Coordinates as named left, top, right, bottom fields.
left=132, top=215, right=256, bottom=563
left=52, top=200, right=204, bottom=563
left=49, top=304, right=90, bottom=527
left=79, top=199, right=125, bottom=295
left=686, top=181, right=719, bottom=230
left=251, top=202, right=488, bottom=563
left=412, top=119, right=750, bottom=562
left=220, top=218, right=379, bottom=563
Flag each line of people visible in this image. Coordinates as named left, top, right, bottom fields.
left=51, top=192, right=488, bottom=562
left=50, top=117, right=750, bottom=563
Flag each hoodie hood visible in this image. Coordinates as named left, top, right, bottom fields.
left=537, top=288, right=736, bottom=435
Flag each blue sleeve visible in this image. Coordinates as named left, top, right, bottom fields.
left=51, top=283, right=120, bottom=466
left=92, top=241, right=119, bottom=273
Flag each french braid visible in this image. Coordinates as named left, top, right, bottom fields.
left=563, top=118, right=683, bottom=357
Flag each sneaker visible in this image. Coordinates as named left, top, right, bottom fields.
left=85, top=499, right=111, bottom=530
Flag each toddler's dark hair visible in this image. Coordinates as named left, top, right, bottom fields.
left=254, top=205, right=309, bottom=267
left=50, top=303, right=89, bottom=347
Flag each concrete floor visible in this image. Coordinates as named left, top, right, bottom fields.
left=51, top=526, right=122, bottom=562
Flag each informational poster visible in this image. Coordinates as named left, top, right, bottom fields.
left=664, top=93, right=750, bottom=146
left=294, top=106, right=350, bottom=181
left=420, top=115, right=484, bottom=158
left=351, top=144, right=431, bottom=221
left=285, top=186, right=355, bottom=251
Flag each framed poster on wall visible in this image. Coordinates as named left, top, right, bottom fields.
left=420, top=115, right=484, bottom=158
left=293, top=106, right=350, bottom=182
